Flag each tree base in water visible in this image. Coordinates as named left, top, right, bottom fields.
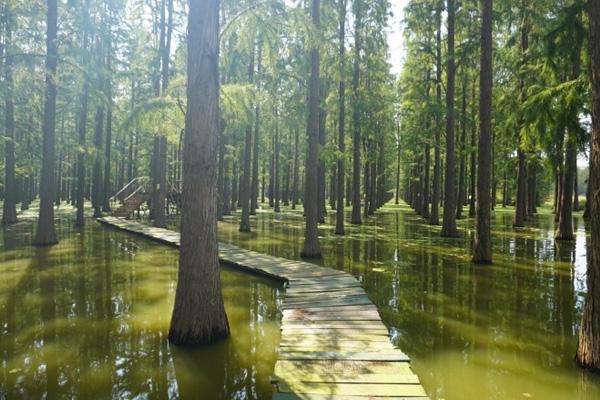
left=168, top=325, right=230, bottom=347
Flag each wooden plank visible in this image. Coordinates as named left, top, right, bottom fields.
left=282, top=310, right=381, bottom=322
left=282, top=321, right=388, bottom=330
left=278, top=351, right=409, bottom=362
left=283, top=296, right=373, bottom=310
left=279, top=340, right=395, bottom=351
left=273, top=394, right=429, bottom=400
left=279, top=332, right=391, bottom=342
left=276, top=382, right=427, bottom=397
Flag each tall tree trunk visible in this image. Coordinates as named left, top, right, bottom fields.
left=103, top=32, right=113, bottom=212
left=301, top=0, right=322, bottom=258
left=441, top=0, right=458, bottom=237
left=274, top=106, right=281, bottom=213
left=513, top=14, right=529, bottom=227
left=2, top=9, right=17, bottom=225
left=335, top=0, right=347, bottom=234
left=556, top=46, right=581, bottom=240
left=33, top=0, right=59, bottom=246
left=584, top=150, right=592, bottom=220
left=473, top=0, right=493, bottom=264
left=576, top=0, right=600, bottom=369
left=350, top=0, right=362, bottom=225
left=169, top=0, right=229, bottom=346
left=318, top=82, right=327, bottom=223
left=456, top=77, right=467, bottom=219
left=92, top=105, right=105, bottom=219
left=395, top=122, right=401, bottom=205
left=574, top=166, right=580, bottom=211
left=154, top=136, right=167, bottom=228
left=469, top=83, right=477, bottom=217
left=250, top=41, right=262, bottom=215
left=239, top=44, right=255, bottom=232
left=430, top=3, right=443, bottom=226
left=292, top=127, right=299, bottom=209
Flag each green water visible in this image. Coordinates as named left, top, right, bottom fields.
left=2, top=203, right=600, bottom=400
left=213, top=202, right=600, bottom=400
left=0, top=207, right=282, bottom=399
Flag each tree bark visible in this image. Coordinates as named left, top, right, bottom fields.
left=239, top=43, right=255, bottom=232
left=473, top=0, right=493, bottom=264
left=350, top=0, right=362, bottom=225
left=169, top=0, right=229, bottom=346
left=441, top=0, right=458, bottom=237
left=292, top=127, right=299, bottom=209
left=2, top=9, right=18, bottom=225
left=274, top=106, right=281, bottom=213
left=430, top=3, right=443, bottom=226
left=335, top=0, right=347, bottom=235
left=301, top=0, right=322, bottom=258
left=33, top=0, right=59, bottom=246
left=456, top=77, right=467, bottom=220
left=154, top=136, right=167, bottom=228
left=251, top=41, right=262, bottom=215
left=576, top=0, right=600, bottom=370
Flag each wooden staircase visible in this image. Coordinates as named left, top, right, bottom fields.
left=113, top=193, right=147, bottom=218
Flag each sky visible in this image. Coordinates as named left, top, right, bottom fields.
left=388, top=0, right=409, bottom=76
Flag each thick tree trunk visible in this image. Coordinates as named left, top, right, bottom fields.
left=473, top=0, right=493, bottom=264
left=169, top=0, right=229, bottom=346
left=430, top=4, right=443, bottom=226
left=350, top=0, right=362, bottom=225
left=576, top=0, right=600, bottom=370
left=335, top=0, right=347, bottom=234
left=33, top=0, right=59, bottom=246
left=301, top=0, right=322, bottom=258
left=2, top=12, right=17, bottom=225
left=441, top=0, right=458, bottom=237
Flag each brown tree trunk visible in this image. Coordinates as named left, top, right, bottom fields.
left=33, top=0, right=59, bottom=246
left=92, top=105, right=104, bottom=219
left=318, top=82, right=327, bottom=223
left=2, top=9, right=17, bottom=225
left=576, top=0, right=600, bottom=369
left=335, top=0, right=346, bottom=235
left=430, top=3, right=443, bottom=226
left=441, top=0, right=458, bottom=238
left=456, top=77, right=467, bottom=220
left=513, top=14, right=529, bottom=227
left=350, top=0, right=362, bottom=225
left=251, top=41, right=262, bottom=215
left=154, top=136, right=167, bottom=228
left=169, top=0, right=229, bottom=346
left=574, top=166, right=580, bottom=211
left=239, top=44, right=255, bottom=232
left=292, top=127, right=299, bottom=209
left=301, top=0, right=322, bottom=258
left=473, top=0, right=493, bottom=264
left=274, top=106, right=281, bottom=213
left=103, top=17, right=113, bottom=212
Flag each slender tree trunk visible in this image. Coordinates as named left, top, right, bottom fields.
left=456, top=77, right=467, bottom=220
left=574, top=166, right=580, bottom=211
left=350, top=0, right=362, bottom=225
left=576, top=0, right=600, bottom=369
left=318, top=81, right=327, bottom=223
left=441, top=0, right=458, bottom=237
left=473, top=0, right=493, bottom=264
left=239, top=44, right=255, bottom=232
left=584, top=151, right=592, bottom=220
left=469, top=86, right=477, bottom=217
left=103, top=13, right=113, bottom=212
left=513, top=15, right=529, bottom=227
left=251, top=41, right=262, bottom=215
left=430, top=3, right=443, bottom=226
left=169, top=0, right=229, bottom=346
left=92, top=105, right=105, bottom=219
left=395, top=122, right=401, bottom=205
left=335, top=0, right=347, bottom=234
left=301, top=0, right=322, bottom=258
left=556, top=47, right=581, bottom=240
left=274, top=106, right=281, bottom=213
left=33, top=0, right=59, bottom=246
left=292, top=127, right=299, bottom=209
left=154, top=136, right=167, bottom=227
left=2, top=10, right=17, bottom=225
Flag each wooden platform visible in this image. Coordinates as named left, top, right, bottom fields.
left=97, top=216, right=429, bottom=400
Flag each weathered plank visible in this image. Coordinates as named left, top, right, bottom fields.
left=278, top=351, right=410, bottom=362
left=276, top=382, right=427, bottom=397
left=273, top=394, right=429, bottom=400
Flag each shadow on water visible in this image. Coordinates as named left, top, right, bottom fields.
left=0, top=207, right=282, bottom=399
left=199, top=202, right=600, bottom=400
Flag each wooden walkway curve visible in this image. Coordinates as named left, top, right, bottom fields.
left=97, top=216, right=429, bottom=400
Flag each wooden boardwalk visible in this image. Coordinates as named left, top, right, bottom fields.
left=97, top=216, right=429, bottom=400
